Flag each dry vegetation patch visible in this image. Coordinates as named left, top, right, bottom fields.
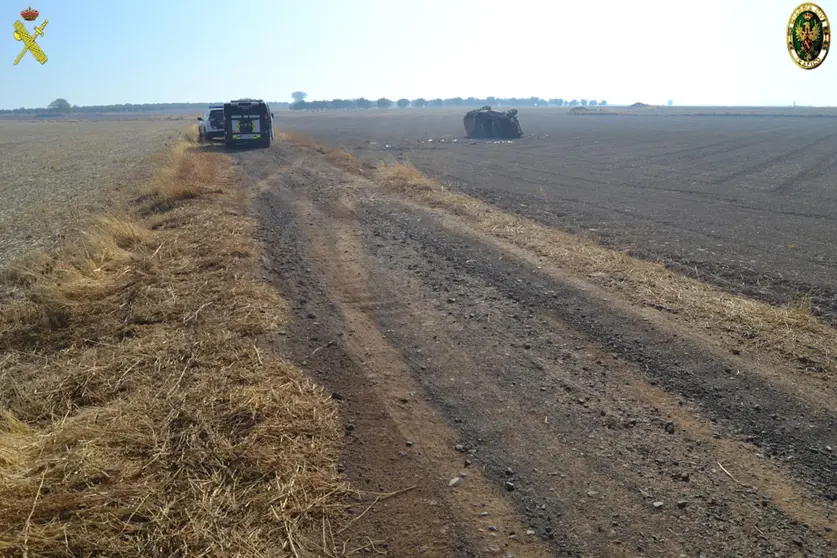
left=0, top=119, right=190, bottom=267
left=285, top=135, right=837, bottom=376
left=0, top=133, right=349, bottom=556
left=324, top=149, right=370, bottom=175
left=277, top=130, right=326, bottom=152
left=376, top=159, right=440, bottom=192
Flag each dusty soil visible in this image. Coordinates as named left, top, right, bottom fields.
left=274, top=108, right=837, bottom=325
left=0, top=119, right=188, bottom=265
left=217, top=139, right=837, bottom=557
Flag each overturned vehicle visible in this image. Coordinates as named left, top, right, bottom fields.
left=463, top=106, right=523, bottom=139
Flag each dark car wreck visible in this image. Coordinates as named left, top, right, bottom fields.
left=463, top=106, right=523, bottom=139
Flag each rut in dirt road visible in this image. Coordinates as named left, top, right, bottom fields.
left=239, top=146, right=553, bottom=557
left=236, top=144, right=837, bottom=557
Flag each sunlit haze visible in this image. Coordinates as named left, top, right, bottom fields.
left=0, top=0, right=834, bottom=108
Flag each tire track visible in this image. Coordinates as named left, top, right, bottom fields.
left=252, top=155, right=554, bottom=557
left=350, top=196, right=837, bottom=556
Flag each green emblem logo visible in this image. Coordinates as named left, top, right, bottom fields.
left=788, top=3, right=831, bottom=69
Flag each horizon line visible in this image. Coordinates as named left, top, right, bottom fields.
left=1, top=102, right=830, bottom=112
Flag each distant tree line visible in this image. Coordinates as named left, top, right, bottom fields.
left=288, top=96, right=608, bottom=111
left=0, top=99, right=292, bottom=115
left=1, top=94, right=610, bottom=115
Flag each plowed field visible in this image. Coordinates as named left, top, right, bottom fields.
left=227, top=114, right=837, bottom=555
left=275, top=108, right=837, bottom=324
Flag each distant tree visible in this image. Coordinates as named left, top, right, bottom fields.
left=446, top=97, right=464, bottom=106
left=377, top=97, right=393, bottom=109
left=290, top=100, right=308, bottom=111
left=48, top=98, right=71, bottom=114
left=291, top=91, right=307, bottom=103
left=589, top=100, right=598, bottom=106
left=356, top=97, right=372, bottom=109
left=600, top=100, right=607, bottom=106
left=412, top=98, right=428, bottom=108
left=556, top=98, right=565, bottom=106
left=569, top=99, right=579, bottom=106
left=396, top=98, right=410, bottom=108
left=580, top=99, right=588, bottom=106
left=430, top=98, right=444, bottom=107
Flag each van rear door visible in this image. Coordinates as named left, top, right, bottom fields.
left=226, top=102, right=264, bottom=141
left=231, top=113, right=262, bottom=140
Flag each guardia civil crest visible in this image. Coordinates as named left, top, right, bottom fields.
left=788, top=3, right=831, bottom=69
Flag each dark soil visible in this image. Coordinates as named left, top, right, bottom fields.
left=274, top=108, right=837, bottom=325
left=227, top=141, right=837, bottom=557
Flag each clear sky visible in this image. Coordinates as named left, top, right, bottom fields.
left=0, top=0, right=835, bottom=109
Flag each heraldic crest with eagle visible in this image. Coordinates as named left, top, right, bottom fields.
left=795, top=12, right=823, bottom=60
left=787, top=3, right=831, bottom=69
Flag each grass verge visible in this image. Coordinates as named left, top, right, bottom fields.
left=0, top=132, right=349, bottom=556
left=284, top=135, right=837, bottom=376
left=324, top=149, right=370, bottom=176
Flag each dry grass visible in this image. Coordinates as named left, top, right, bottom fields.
left=138, top=138, right=233, bottom=213
left=279, top=130, right=325, bottom=152
left=324, top=149, right=368, bottom=175
left=296, top=137, right=837, bottom=376
left=375, top=159, right=441, bottom=192
left=282, top=139, right=429, bottom=192
left=0, top=131, right=350, bottom=556
left=0, top=119, right=188, bottom=268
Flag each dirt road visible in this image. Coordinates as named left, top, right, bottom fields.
left=221, top=140, right=837, bottom=557
left=275, top=108, right=837, bottom=325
